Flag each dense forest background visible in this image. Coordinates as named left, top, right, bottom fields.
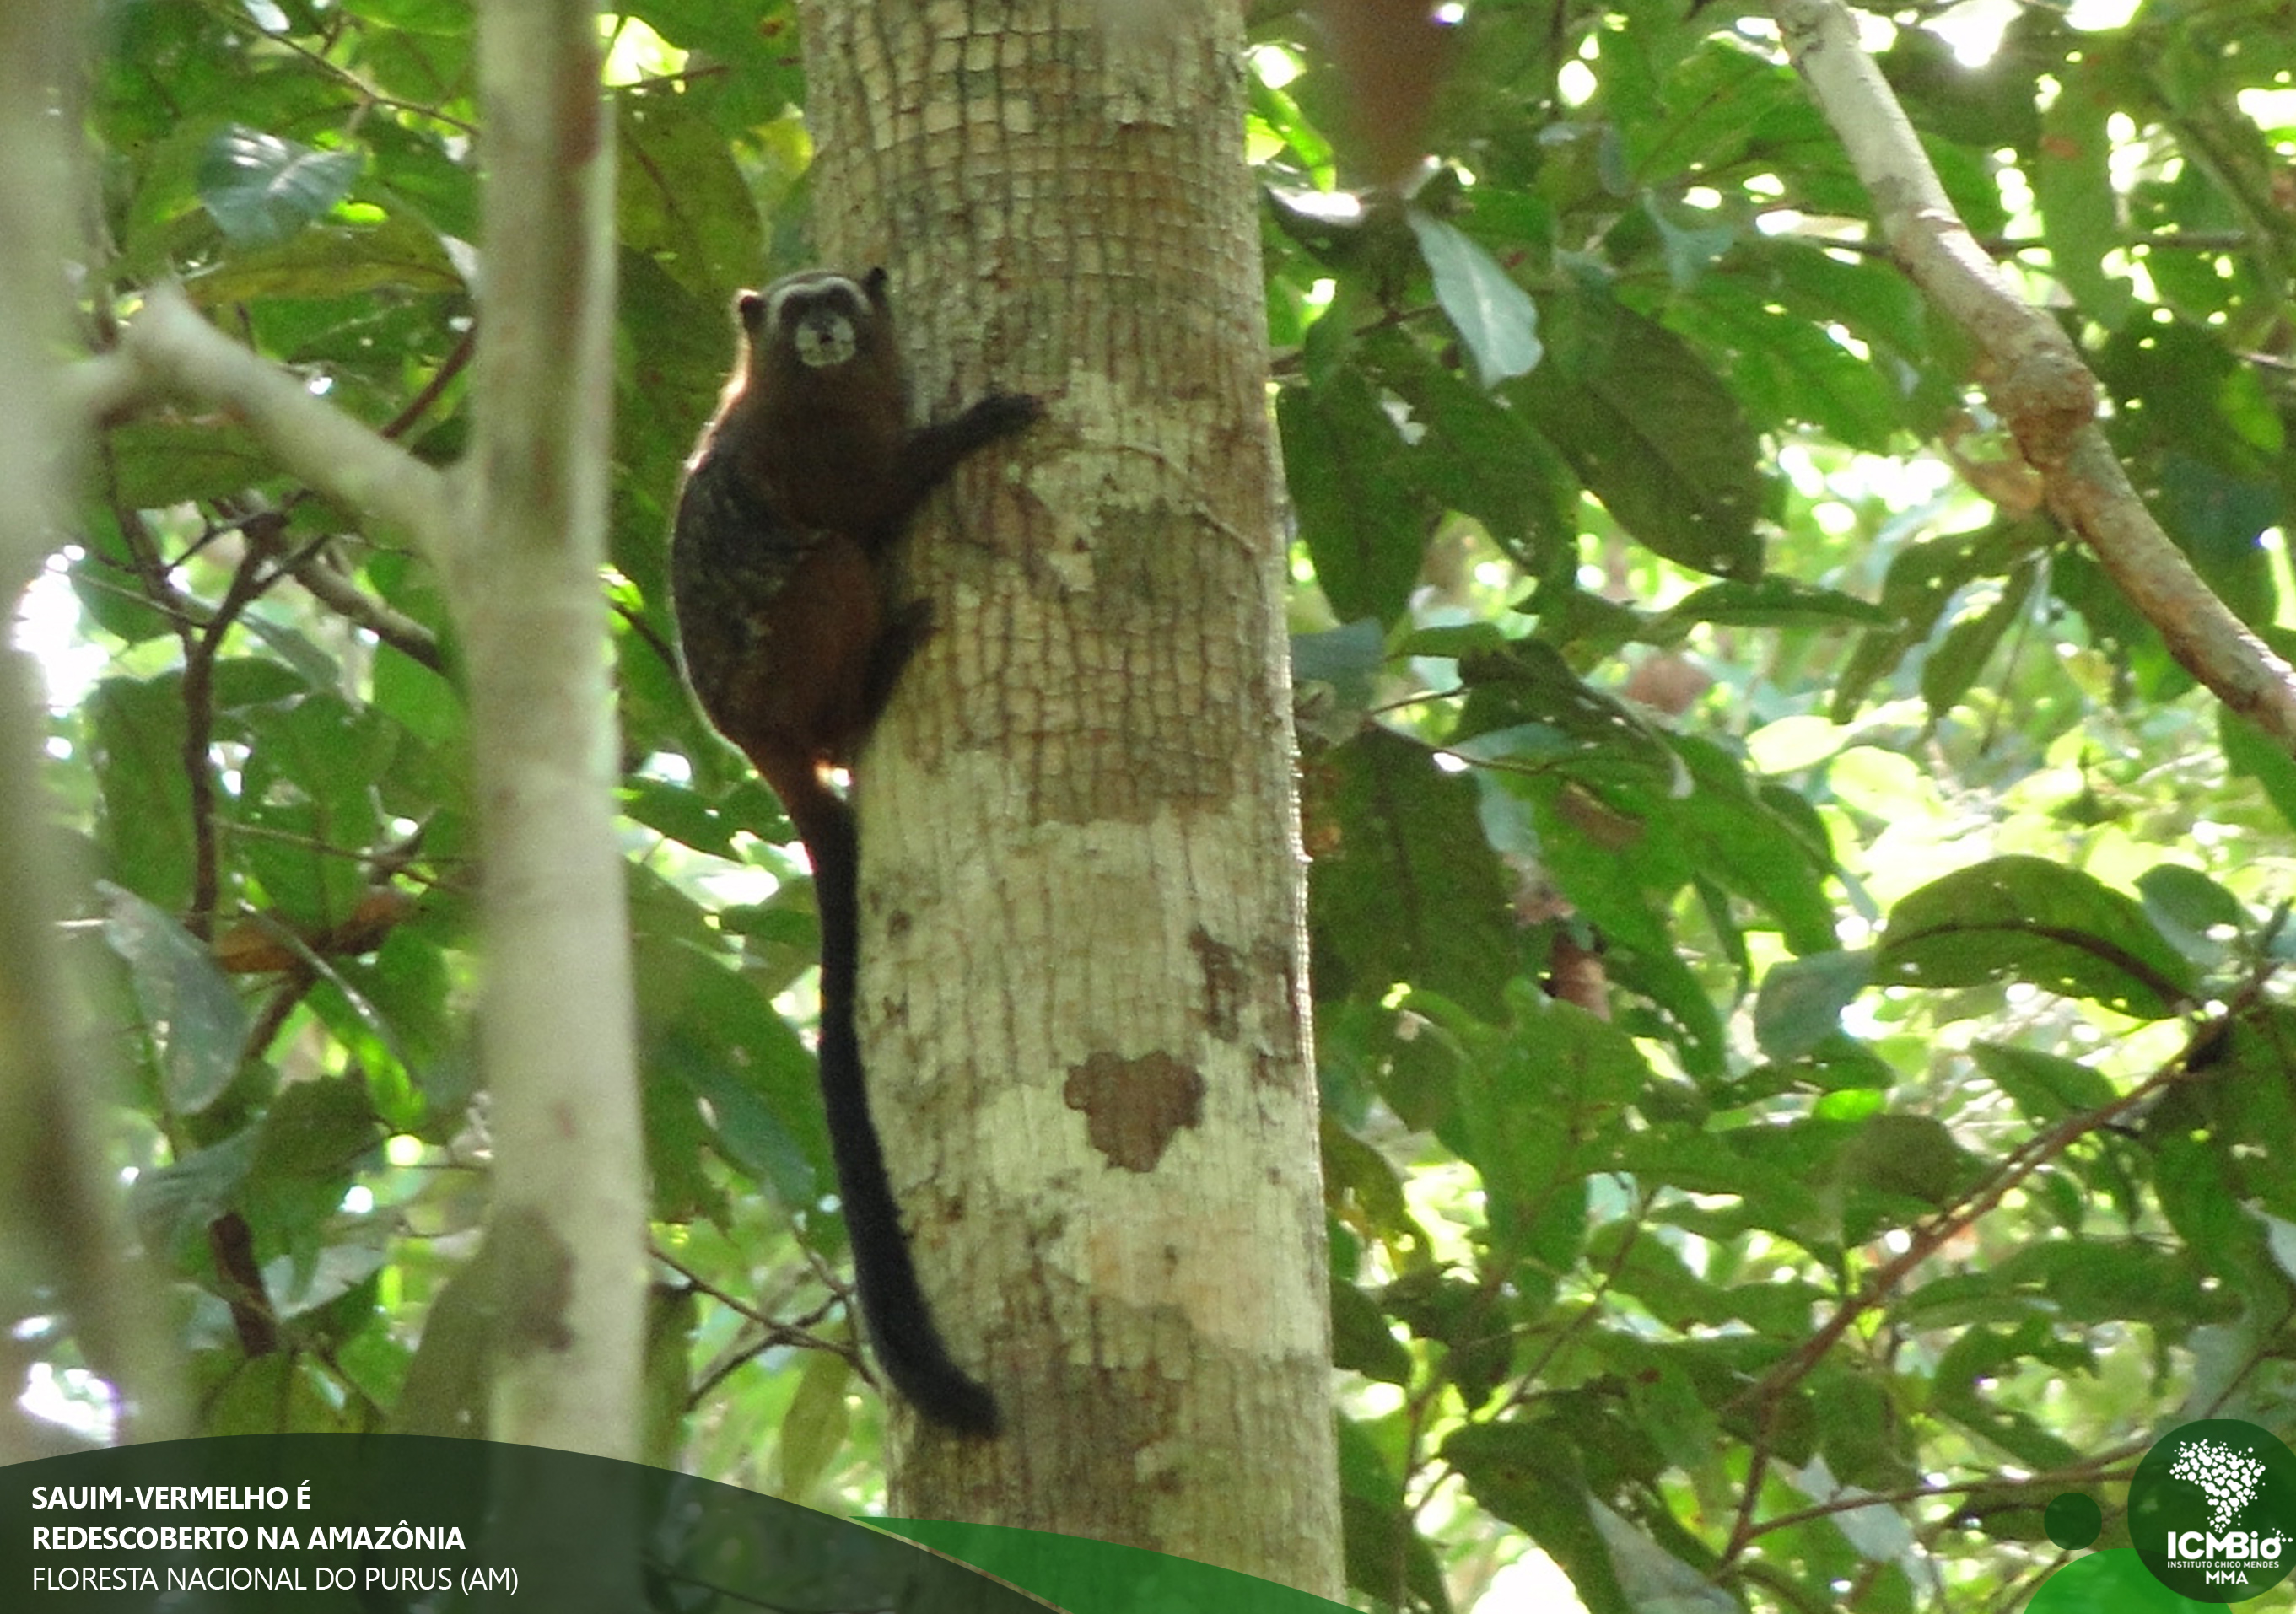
left=12, top=0, right=2296, bottom=1610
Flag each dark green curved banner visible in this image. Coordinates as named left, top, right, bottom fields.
left=4, top=1434, right=1356, bottom=1611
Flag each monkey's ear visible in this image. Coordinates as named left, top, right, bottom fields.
left=736, top=290, right=765, bottom=328
left=863, top=266, right=891, bottom=308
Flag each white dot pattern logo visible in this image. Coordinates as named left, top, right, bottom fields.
left=2169, top=1439, right=2267, bottom=1534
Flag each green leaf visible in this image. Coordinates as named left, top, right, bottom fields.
left=1657, top=577, right=1888, bottom=632
left=1512, top=287, right=1763, bottom=578
left=2224, top=704, right=2296, bottom=837
left=235, top=692, right=395, bottom=930
left=361, top=119, right=480, bottom=239
left=1625, top=1129, right=1830, bottom=1249
left=1673, top=279, right=1901, bottom=450
left=617, top=94, right=764, bottom=303
left=2033, top=63, right=2134, bottom=330
left=197, top=127, right=363, bottom=248
left=266, top=1228, right=391, bottom=1320
left=777, top=1349, right=857, bottom=1498
left=2215, top=1011, right=2296, bottom=1222
left=372, top=648, right=464, bottom=750
left=2136, top=863, right=2245, bottom=944
left=621, top=777, right=744, bottom=859
left=1755, top=950, right=1873, bottom=1059
left=1447, top=638, right=1679, bottom=778
left=1812, top=1365, right=1918, bottom=1493
left=337, top=0, right=469, bottom=30
left=1920, top=560, right=2036, bottom=718
left=1365, top=327, right=1574, bottom=563
left=2153, top=1118, right=2272, bottom=1289
left=1882, top=24, right=2041, bottom=151
left=1928, top=1324, right=2087, bottom=1471
left=1442, top=990, right=1643, bottom=1273
left=70, top=513, right=177, bottom=643
left=1668, top=734, right=1837, bottom=955
left=105, top=420, right=283, bottom=509
left=618, top=0, right=807, bottom=125
left=1308, top=729, right=1516, bottom=1017
left=1279, top=371, right=1428, bottom=626
left=1291, top=619, right=1388, bottom=715
left=1445, top=1422, right=1632, bottom=1614
left=641, top=1035, right=722, bottom=1226
left=1991, top=1240, right=2212, bottom=1327
left=632, top=874, right=822, bottom=1212
left=130, top=1131, right=259, bottom=1264
left=1407, top=211, right=1542, bottom=386
left=2157, top=451, right=2277, bottom=623
left=1331, top=1279, right=1414, bottom=1386
left=392, top=1240, right=504, bottom=1439
left=1970, top=1042, right=2117, bottom=1122
left=359, top=24, right=472, bottom=105
left=1838, top=1113, right=1981, bottom=1209
left=641, top=1284, right=699, bottom=1467
left=184, top=218, right=464, bottom=304
left=240, top=1076, right=379, bottom=1238
left=100, top=883, right=248, bottom=1115
left=1736, top=236, right=1928, bottom=372
left=208, top=657, right=309, bottom=709
left=1876, top=855, right=2196, bottom=1018
left=86, top=676, right=200, bottom=913
left=1341, top=1491, right=1453, bottom=1614
left=1831, top=518, right=2050, bottom=718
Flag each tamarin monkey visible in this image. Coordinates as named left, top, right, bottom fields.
left=671, top=267, right=1039, bottom=1435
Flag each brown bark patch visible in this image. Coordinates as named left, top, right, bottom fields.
left=1063, top=1050, right=1205, bottom=1171
left=1188, top=925, right=1243, bottom=1041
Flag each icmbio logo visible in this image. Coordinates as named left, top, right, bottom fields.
left=2127, top=1418, right=2296, bottom=1602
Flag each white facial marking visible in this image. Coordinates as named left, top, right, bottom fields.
left=793, top=309, right=858, bottom=369
left=763, top=272, right=868, bottom=370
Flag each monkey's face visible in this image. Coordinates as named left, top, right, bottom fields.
left=785, top=293, right=861, bottom=369
left=741, top=271, right=888, bottom=378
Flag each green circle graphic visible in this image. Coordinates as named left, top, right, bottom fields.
left=2127, top=1418, right=2296, bottom=1603
left=2044, top=1491, right=2103, bottom=1552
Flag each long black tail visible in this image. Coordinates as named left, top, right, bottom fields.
left=797, top=788, right=1001, bottom=1437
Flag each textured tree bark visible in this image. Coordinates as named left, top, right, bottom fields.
left=800, top=0, right=1339, bottom=1594
left=0, top=0, right=187, bottom=1456
left=456, top=0, right=643, bottom=1477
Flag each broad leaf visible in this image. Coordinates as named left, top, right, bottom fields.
left=1877, top=855, right=2196, bottom=1018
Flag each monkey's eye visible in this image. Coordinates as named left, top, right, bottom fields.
left=790, top=306, right=859, bottom=370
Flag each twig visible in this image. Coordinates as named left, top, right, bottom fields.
left=109, top=285, right=456, bottom=563
left=180, top=519, right=285, bottom=937
left=1770, top=0, right=2296, bottom=756
left=1718, top=1022, right=2226, bottom=1565
left=380, top=325, right=475, bottom=442
left=276, top=535, right=444, bottom=671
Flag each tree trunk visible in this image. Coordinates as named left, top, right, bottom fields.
left=456, top=0, right=644, bottom=1467
left=800, top=1, right=1340, bottom=1594
left=0, top=0, right=186, bottom=1457
left=93, top=0, right=647, bottom=1495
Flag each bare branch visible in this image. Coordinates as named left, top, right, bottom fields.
left=1771, top=0, right=2296, bottom=756
left=461, top=0, right=640, bottom=1480
left=273, top=536, right=445, bottom=672
left=111, top=283, right=459, bottom=563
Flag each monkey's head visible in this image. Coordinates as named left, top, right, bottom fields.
left=737, top=267, right=901, bottom=395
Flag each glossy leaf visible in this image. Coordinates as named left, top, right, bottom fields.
left=1278, top=371, right=1428, bottom=626
left=1877, top=855, right=2197, bottom=1018
left=1512, top=287, right=1763, bottom=578
left=1308, top=728, right=1517, bottom=1018
left=197, top=127, right=363, bottom=247
left=100, top=883, right=247, bottom=1115
left=1407, top=211, right=1541, bottom=386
